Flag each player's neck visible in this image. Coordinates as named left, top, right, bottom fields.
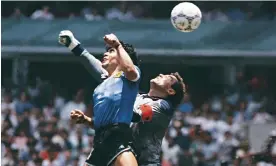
left=108, top=68, right=121, bottom=77
left=148, top=89, right=167, bottom=99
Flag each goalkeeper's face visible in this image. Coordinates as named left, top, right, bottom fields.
left=150, top=74, right=177, bottom=96
left=102, top=47, right=119, bottom=69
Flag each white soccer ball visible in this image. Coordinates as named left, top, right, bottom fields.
left=171, top=2, right=202, bottom=32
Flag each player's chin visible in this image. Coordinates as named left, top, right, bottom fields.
left=150, top=79, right=156, bottom=84
left=151, top=77, right=160, bottom=83
left=102, top=62, right=108, bottom=68
left=150, top=80, right=160, bottom=87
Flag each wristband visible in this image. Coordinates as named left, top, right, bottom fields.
left=72, top=44, right=85, bottom=56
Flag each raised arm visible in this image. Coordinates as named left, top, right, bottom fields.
left=103, top=34, right=140, bottom=82
left=72, top=45, right=108, bottom=76
left=116, top=44, right=139, bottom=81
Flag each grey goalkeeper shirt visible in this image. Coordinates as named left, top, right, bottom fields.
left=131, top=94, right=174, bottom=165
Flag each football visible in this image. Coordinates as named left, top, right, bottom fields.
left=170, top=2, right=202, bottom=32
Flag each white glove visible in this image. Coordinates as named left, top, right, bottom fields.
left=58, top=30, right=80, bottom=50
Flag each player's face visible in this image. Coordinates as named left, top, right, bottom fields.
left=151, top=74, right=177, bottom=95
left=102, top=47, right=119, bottom=69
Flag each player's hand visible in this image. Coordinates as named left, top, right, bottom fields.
left=58, top=30, right=80, bottom=50
left=138, top=104, right=153, bottom=122
left=70, top=109, right=85, bottom=124
left=103, top=33, right=121, bottom=48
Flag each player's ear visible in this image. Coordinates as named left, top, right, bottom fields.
left=167, top=88, right=176, bottom=95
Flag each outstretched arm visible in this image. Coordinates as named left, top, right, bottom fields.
left=72, top=44, right=108, bottom=77
left=59, top=30, right=108, bottom=80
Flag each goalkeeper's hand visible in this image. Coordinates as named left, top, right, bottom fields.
left=58, top=30, right=80, bottom=50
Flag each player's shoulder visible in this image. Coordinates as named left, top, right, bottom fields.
left=153, top=99, right=171, bottom=111
left=137, top=93, right=171, bottom=110
left=152, top=99, right=174, bottom=119
left=136, top=93, right=142, bottom=98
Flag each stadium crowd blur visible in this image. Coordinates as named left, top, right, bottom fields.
left=1, top=1, right=276, bottom=21
left=2, top=69, right=276, bottom=166
left=2, top=1, right=276, bottom=166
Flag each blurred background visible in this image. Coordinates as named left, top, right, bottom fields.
left=1, top=1, right=276, bottom=166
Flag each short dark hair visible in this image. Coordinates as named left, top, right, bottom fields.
left=167, top=72, right=186, bottom=108
left=105, top=40, right=139, bottom=66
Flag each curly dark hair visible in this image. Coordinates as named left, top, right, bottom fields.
left=167, top=72, right=186, bottom=108
left=105, top=40, right=139, bottom=66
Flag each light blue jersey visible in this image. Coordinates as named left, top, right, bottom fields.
left=75, top=48, right=140, bottom=130
left=93, top=68, right=140, bottom=129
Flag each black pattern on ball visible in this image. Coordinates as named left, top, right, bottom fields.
left=172, top=13, right=200, bottom=31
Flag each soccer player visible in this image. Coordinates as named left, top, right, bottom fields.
left=131, top=72, right=185, bottom=166
left=59, top=30, right=140, bottom=166
left=72, top=73, right=186, bottom=166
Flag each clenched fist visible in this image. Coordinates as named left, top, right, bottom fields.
left=70, top=109, right=85, bottom=124
left=103, top=33, right=121, bottom=48
left=58, top=30, right=80, bottom=50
